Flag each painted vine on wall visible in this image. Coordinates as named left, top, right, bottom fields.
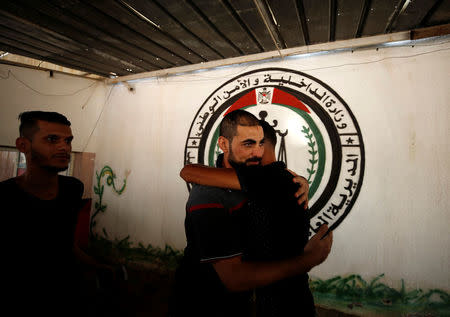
left=90, top=166, right=182, bottom=268
left=91, top=165, right=129, bottom=237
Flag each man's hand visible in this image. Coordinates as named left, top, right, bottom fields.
left=287, top=169, right=309, bottom=209
left=303, top=224, right=333, bottom=268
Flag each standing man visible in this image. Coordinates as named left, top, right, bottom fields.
left=0, top=111, right=109, bottom=316
left=170, top=110, right=332, bottom=316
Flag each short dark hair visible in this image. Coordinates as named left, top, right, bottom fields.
left=19, top=111, right=71, bottom=138
left=219, top=110, right=260, bottom=141
left=259, top=120, right=277, bottom=148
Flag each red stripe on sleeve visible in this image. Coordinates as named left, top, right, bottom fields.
left=189, top=203, right=224, bottom=213
left=229, top=199, right=248, bottom=214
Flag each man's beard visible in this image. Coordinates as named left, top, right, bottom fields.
left=31, top=148, right=69, bottom=173
left=228, top=148, right=262, bottom=168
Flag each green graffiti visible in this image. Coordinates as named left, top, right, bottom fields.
left=311, top=274, right=450, bottom=315
left=89, top=166, right=181, bottom=269
left=88, top=235, right=183, bottom=270
left=301, top=125, right=317, bottom=184
left=91, top=166, right=129, bottom=237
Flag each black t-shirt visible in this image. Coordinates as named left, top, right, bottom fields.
left=235, top=162, right=315, bottom=316
left=0, top=176, right=84, bottom=310
left=235, top=162, right=310, bottom=260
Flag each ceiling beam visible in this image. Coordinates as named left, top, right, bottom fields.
left=419, top=0, right=444, bottom=27
left=384, top=0, right=407, bottom=33
left=186, top=0, right=243, bottom=55
left=222, top=0, right=264, bottom=52
left=295, top=0, right=310, bottom=45
left=253, top=0, right=286, bottom=52
left=329, top=0, right=336, bottom=42
left=0, top=57, right=103, bottom=80
left=106, top=29, right=415, bottom=84
left=355, top=0, right=371, bottom=38
left=411, top=22, right=450, bottom=40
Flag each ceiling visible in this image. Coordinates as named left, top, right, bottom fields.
left=0, top=0, right=449, bottom=78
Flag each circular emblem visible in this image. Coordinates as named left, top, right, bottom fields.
left=184, top=68, right=365, bottom=236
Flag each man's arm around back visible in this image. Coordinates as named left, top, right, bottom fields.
left=213, top=224, right=332, bottom=292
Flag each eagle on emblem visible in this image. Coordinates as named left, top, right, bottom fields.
left=258, top=87, right=271, bottom=104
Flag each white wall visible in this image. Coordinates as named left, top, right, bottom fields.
left=0, top=64, right=109, bottom=152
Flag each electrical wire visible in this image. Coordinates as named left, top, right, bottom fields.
left=81, top=82, right=100, bottom=109
left=82, top=85, right=115, bottom=152
left=0, top=69, right=97, bottom=96
left=297, top=47, right=450, bottom=73
left=140, top=44, right=450, bottom=83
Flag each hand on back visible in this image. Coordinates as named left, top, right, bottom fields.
left=304, top=224, right=333, bottom=267
left=286, top=169, right=309, bottom=209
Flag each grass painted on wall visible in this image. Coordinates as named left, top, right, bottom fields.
left=88, top=234, right=183, bottom=270
left=311, top=274, right=449, bottom=316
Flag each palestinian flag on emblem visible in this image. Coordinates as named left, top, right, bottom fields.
left=224, top=88, right=310, bottom=116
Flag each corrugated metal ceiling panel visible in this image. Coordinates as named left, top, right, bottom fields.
left=0, top=0, right=448, bottom=78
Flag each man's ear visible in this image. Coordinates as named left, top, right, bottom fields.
left=218, top=136, right=229, bottom=154
left=16, top=137, right=30, bottom=154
